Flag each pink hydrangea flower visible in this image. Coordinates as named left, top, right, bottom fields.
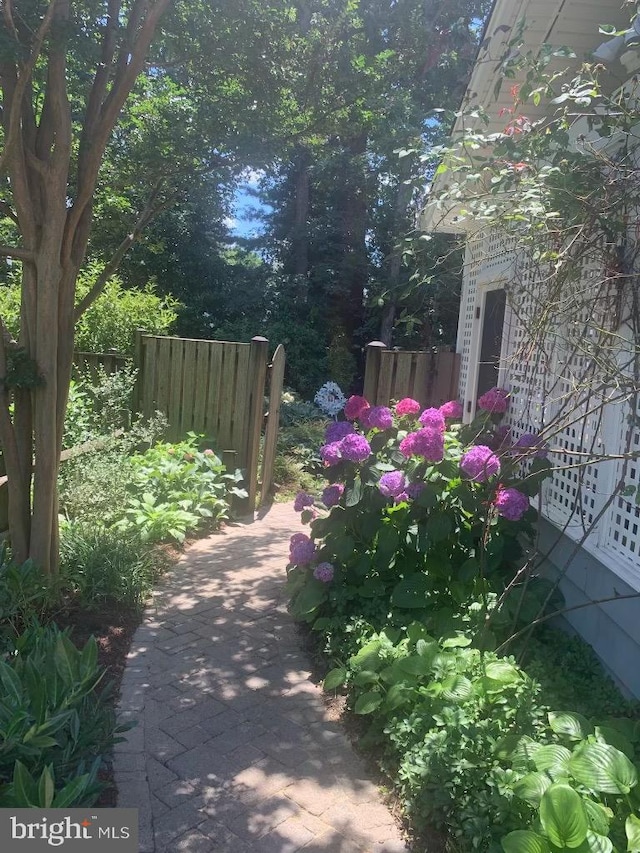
left=344, top=395, right=370, bottom=421
left=294, top=492, right=314, bottom=512
left=325, top=421, right=354, bottom=443
left=313, top=562, right=334, bottom=583
left=378, top=471, right=407, bottom=498
left=322, top=483, right=344, bottom=508
left=477, top=387, right=509, bottom=414
left=439, top=400, right=463, bottom=420
left=494, top=487, right=529, bottom=521
left=365, top=406, right=393, bottom=431
left=320, top=442, right=342, bottom=466
left=289, top=533, right=316, bottom=565
left=460, top=445, right=501, bottom=482
left=395, top=398, right=421, bottom=417
left=340, top=433, right=371, bottom=462
left=399, top=432, right=417, bottom=458
left=419, top=408, right=446, bottom=432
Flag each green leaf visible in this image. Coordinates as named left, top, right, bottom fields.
left=626, top=814, right=640, bottom=852
left=323, top=668, right=348, bottom=691
left=501, top=830, right=550, bottom=853
left=583, top=799, right=612, bottom=837
left=513, top=772, right=553, bottom=805
left=13, top=761, right=36, bottom=807
left=549, top=712, right=591, bottom=741
left=354, top=691, right=382, bottom=715
left=426, top=512, right=453, bottom=542
left=345, top=477, right=362, bottom=507
left=37, top=766, right=55, bottom=809
left=52, top=774, right=90, bottom=808
left=485, top=660, right=521, bottom=685
left=0, top=662, right=23, bottom=705
left=539, top=783, right=589, bottom=849
left=54, top=634, right=78, bottom=685
left=533, top=744, right=572, bottom=778
left=350, top=639, right=383, bottom=671
left=353, top=670, right=380, bottom=687
left=291, top=579, right=328, bottom=617
left=569, top=742, right=638, bottom=795
left=574, top=832, right=613, bottom=853
left=441, top=674, right=473, bottom=701
left=391, top=573, right=430, bottom=608
left=441, top=635, right=472, bottom=648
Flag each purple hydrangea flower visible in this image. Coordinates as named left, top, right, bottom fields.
left=344, top=395, right=370, bottom=421
left=419, top=408, right=446, bottom=432
left=477, top=387, right=509, bottom=414
left=495, top=487, right=530, bottom=521
left=313, top=562, right=335, bottom=583
left=294, top=492, right=314, bottom=512
left=406, top=481, right=426, bottom=499
left=439, top=400, right=463, bottom=420
left=320, top=442, right=343, bottom=466
left=460, top=445, right=501, bottom=482
left=395, top=398, right=421, bottom=417
left=378, top=470, right=407, bottom=498
left=289, top=533, right=316, bottom=565
left=513, top=432, right=549, bottom=459
left=340, top=433, right=371, bottom=463
left=322, top=483, right=344, bottom=508
left=394, top=492, right=409, bottom=503
left=366, top=406, right=393, bottom=431
left=325, top=421, right=355, bottom=443
left=412, top=428, right=445, bottom=462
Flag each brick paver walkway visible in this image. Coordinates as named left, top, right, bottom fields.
left=115, top=502, right=410, bottom=853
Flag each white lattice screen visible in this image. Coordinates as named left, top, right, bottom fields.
left=458, top=234, right=484, bottom=408
left=461, top=236, right=639, bottom=578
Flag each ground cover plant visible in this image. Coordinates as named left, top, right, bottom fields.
left=286, top=391, right=640, bottom=852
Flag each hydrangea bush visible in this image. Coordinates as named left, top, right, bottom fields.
left=286, top=390, right=553, bottom=647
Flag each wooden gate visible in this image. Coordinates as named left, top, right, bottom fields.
left=134, top=333, right=269, bottom=509
left=260, top=344, right=286, bottom=504
left=363, top=341, right=460, bottom=408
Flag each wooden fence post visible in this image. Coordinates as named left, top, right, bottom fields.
left=245, top=336, right=269, bottom=511
left=132, top=329, right=146, bottom=415
left=363, top=340, right=387, bottom=404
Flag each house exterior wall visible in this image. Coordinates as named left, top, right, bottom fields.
left=456, top=232, right=640, bottom=696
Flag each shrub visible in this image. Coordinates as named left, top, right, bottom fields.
left=0, top=550, right=60, bottom=654
left=287, top=394, right=549, bottom=641
left=116, top=434, right=247, bottom=543
left=59, top=525, right=160, bottom=611
left=0, top=263, right=179, bottom=356
left=0, top=623, right=124, bottom=807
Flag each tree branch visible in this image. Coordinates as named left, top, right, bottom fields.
left=0, top=244, right=34, bottom=262
left=74, top=179, right=167, bottom=320
left=0, top=0, right=59, bottom=177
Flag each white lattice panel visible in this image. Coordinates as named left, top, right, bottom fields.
left=458, top=233, right=484, bottom=404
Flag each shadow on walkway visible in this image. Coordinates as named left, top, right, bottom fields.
left=115, top=503, right=409, bottom=853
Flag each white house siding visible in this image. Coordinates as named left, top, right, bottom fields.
left=457, top=234, right=640, bottom=695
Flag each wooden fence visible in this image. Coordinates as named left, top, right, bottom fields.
left=260, top=344, right=286, bottom=505
left=363, top=341, right=460, bottom=408
left=73, top=350, right=130, bottom=375
left=133, top=333, right=273, bottom=508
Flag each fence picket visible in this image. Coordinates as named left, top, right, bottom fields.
left=364, top=342, right=460, bottom=409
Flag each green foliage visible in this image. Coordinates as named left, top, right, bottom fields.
left=500, top=720, right=640, bottom=853
left=63, top=365, right=138, bottom=449
left=0, top=265, right=178, bottom=357
left=116, top=434, right=246, bottom=543
left=59, top=525, right=160, bottom=612
left=58, top=414, right=168, bottom=527
left=0, top=550, right=59, bottom=654
left=0, top=623, right=123, bottom=807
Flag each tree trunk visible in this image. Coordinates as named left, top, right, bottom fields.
left=292, top=145, right=310, bottom=283
left=339, top=131, right=368, bottom=343
left=379, top=165, right=414, bottom=346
